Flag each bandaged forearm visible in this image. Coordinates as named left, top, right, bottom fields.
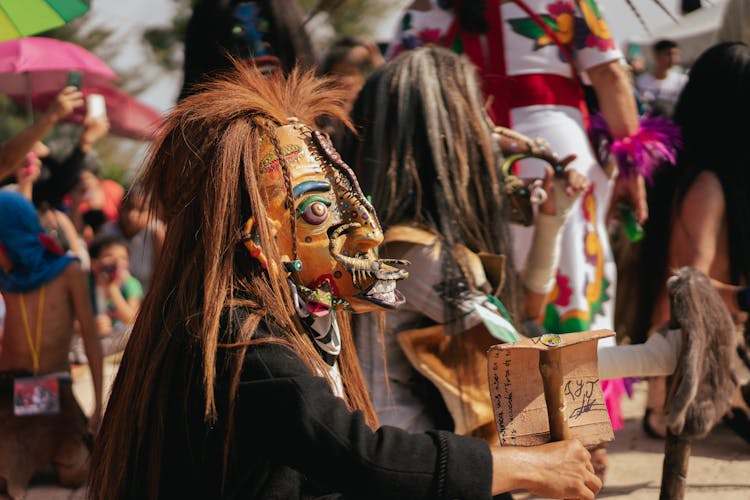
left=522, top=179, right=579, bottom=294
left=597, top=328, right=682, bottom=380
left=522, top=213, right=565, bottom=293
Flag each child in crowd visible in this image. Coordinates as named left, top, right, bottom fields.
left=0, top=191, right=102, bottom=500
left=89, top=235, right=143, bottom=341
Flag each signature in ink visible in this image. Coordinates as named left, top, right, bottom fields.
left=566, top=379, right=605, bottom=420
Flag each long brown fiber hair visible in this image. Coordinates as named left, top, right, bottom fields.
left=89, top=63, right=377, bottom=499
left=344, top=46, right=520, bottom=327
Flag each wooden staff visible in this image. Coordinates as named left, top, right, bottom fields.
left=660, top=430, right=691, bottom=499
left=659, top=313, right=690, bottom=499
left=540, top=347, right=572, bottom=441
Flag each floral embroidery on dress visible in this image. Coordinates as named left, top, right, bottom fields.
left=507, top=0, right=615, bottom=62
left=543, top=186, right=610, bottom=333
left=576, top=0, right=616, bottom=51
left=391, top=10, right=453, bottom=57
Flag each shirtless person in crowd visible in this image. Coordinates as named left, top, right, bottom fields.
left=0, top=191, right=102, bottom=500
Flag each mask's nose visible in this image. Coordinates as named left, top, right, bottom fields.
left=329, top=206, right=383, bottom=256
left=344, top=203, right=383, bottom=254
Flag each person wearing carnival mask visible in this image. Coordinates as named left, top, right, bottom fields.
left=90, top=64, right=601, bottom=499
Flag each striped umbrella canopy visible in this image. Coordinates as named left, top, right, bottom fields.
left=0, top=0, right=90, bottom=42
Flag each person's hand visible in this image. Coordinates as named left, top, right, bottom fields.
left=362, top=37, right=385, bottom=70
left=96, top=314, right=113, bottom=336
left=528, top=440, right=601, bottom=499
left=79, top=116, right=110, bottom=152
left=539, top=166, right=589, bottom=217
left=492, top=439, right=601, bottom=499
left=42, top=86, right=84, bottom=123
left=610, top=172, right=648, bottom=224
left=560, top=168, right=589, bottom=198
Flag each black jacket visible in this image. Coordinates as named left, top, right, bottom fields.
left=157, top=326, right=493, bottom=499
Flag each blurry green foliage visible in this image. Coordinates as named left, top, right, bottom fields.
left=300, top=0, right=403, bottom=40
left=141, top=0, right=192, bottom=72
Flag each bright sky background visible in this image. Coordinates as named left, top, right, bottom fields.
left=86, top=0, right=725, bottom=113
left=86, top=0, right=181, bottom=112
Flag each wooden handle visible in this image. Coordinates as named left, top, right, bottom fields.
left=539, top=348, right=571, bottom=441
left=660, top=430, right=690, bottom=499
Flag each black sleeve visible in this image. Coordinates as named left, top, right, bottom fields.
left=33, top=147, right=86, bottom=207
left=238, top=342, right=493, bottom=500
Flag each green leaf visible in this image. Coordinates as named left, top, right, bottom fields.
left=401, top=12, right=412, bottom=31
left=507, top=15, right=558, bottom=41
left=508, top=17, right=546, bottom=40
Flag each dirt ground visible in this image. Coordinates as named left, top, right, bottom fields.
left=7, top=363, right=750, bottom=499
left=515, top=380, right=750, bottom=499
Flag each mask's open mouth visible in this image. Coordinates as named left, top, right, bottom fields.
left=355, top=260, right=408, bottom=309
left=329, top=222, right=410, bottom=309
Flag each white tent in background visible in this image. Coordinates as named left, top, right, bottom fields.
left=627, top=0, right=728, bottom=66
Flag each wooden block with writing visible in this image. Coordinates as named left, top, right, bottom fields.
left=487, top=330, right=615, bottom=448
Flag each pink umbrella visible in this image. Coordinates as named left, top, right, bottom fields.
left=22, top=84, right=162, bottom=141
left=0, top=36, right=117, bottom=96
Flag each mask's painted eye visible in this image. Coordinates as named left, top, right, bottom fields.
left=297, top=195, right=331, bottom=225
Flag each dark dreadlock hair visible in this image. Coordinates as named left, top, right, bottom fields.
left=343, top=45, right=520, bottom=329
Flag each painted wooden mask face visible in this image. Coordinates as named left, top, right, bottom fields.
left=257, top=123, right=408, bottom=314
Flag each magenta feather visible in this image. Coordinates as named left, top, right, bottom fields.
left=589, top=113, right=681, bottom=184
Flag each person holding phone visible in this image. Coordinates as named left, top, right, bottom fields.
left=0, top=86, right=83, bottom=181
left=0, top=81, right=110, bottom=213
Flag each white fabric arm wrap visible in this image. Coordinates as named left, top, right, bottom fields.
left=522, top=179, right=579, bottom=294
left=597, top=329, right=682, bottom=380
left=521, top=213, right=566, bottom=294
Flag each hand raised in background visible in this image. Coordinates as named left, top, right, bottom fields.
left=42, top=86, right=84, bottom=123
